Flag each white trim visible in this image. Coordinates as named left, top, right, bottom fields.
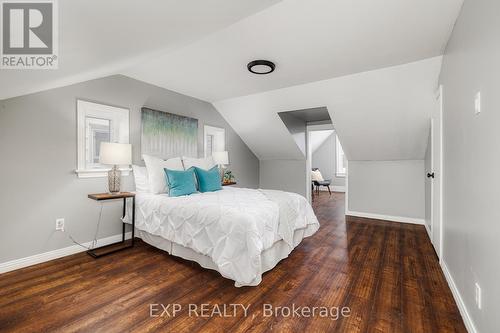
left=346, top=210, right=425, bottom=225
left=430, top=84, right=444, bottom=262
left=441, top=261, right=477, bottom=333
left=317, top=185, right=345, bottom=193
left=203, top=125, right=226, bottom=157
left=430, top=116, right=435, bottom=239
left=335, top=135, right=346, bottom=176
left=306, top=123, right=334, bottom=131
left=0, top=232, right=132, bottom=274
left=425, top=222, right=431, bottom=239
left=345, top=160, right=349, bottom=216
left=75, top=167, right=131, bottom=178
left=77, top=100, right=130, bottom=178
left=306, top=128, right=312, bottom=203
left=438, top=85, right=444, bottom=262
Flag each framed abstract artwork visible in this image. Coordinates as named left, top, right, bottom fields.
left=141, top=107, right=198, bottom=159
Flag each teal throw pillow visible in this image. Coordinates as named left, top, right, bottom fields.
left=164, top=168, right=197, bottom=197
left=194, top=166, right=222, bottom=193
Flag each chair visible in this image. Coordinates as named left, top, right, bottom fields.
left=311, top=168, right=332, bottom=195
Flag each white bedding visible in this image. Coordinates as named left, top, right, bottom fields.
left=125, top=187, right=319, bottom=286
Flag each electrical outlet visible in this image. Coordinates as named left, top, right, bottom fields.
left=474, top=92, right=481, bottom=115
left=475, top=282, right=482, bottom=309
left=55, top=218, right=65, bottom=232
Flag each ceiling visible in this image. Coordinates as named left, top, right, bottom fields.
left=214, top=57, right=442, bottom=161
left=0, top=0, right=462, bottom=164
left=0, top=0, right=462, bottom=102
left=125, top=0, right=463, bottom=102
left=0, top=0, right=281, bottom=100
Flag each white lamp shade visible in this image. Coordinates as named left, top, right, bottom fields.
left=212, top=151, right=229, bottom=165
left=99, top=143, right=132, bottom=165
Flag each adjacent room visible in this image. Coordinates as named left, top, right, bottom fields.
left=0, top=0, right=497, bottom=332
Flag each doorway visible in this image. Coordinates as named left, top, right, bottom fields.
left=307, top=123, right=347, bottom=203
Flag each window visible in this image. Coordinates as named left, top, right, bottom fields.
left=76, top=100, right=130, bottom=178
left=336, top=135, right=346, bottom=177
left=86, top=117, right=111, bottom=167
left=206, top=134, right=215, bottom=156
left=204, top=125, right=225, bottom=157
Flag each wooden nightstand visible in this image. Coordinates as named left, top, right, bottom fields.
left=87, top=192, right=135, bottom=258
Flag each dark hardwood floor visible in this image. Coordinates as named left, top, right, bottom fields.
left=0, top=192, right=466, bottom=332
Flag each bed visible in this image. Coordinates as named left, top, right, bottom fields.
left=124, top=187, right=319, bottom=287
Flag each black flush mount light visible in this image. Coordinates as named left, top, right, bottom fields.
left=247, top=60, right=275, bottom=75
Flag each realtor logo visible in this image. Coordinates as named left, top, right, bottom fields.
left=1, top=0, right=58, bottom=69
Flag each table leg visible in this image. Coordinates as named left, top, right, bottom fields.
left=132, top=196, right=135, bottom=245
left=122, top=197, right=126, bottom=243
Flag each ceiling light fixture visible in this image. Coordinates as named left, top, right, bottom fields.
left=247, top=60, right=275, bottom=75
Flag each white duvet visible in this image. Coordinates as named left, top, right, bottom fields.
left=126, top=187, right=319, bottom=286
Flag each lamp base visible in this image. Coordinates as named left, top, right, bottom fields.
left=218, top=165, right=225, bottom=183
left=108, top=165, right=121, bottom=193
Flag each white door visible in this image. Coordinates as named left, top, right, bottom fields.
left=430, top=85, right=443, bottom=260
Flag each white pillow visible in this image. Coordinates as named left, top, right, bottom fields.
left=311, top=170, right=324, bottom=182
left=143, top=155, right=184, bottom=194
left=182, top=156, right=216, bottom=170
left=132, top=165, right=150, bottom=193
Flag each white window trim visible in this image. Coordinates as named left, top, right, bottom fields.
left=203, top=125, right=226, bottom=157
left=336, top=135, right=346, bottom=178
left=76, top=100, right=131, bottom=178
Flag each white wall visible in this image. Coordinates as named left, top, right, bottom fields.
left=347, top=160, right=425, bottom=222
left=259, top=160, right=307, bottom=197
left=439, top=0, right=500, bottom=331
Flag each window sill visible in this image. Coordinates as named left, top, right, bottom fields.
left=75, top=168, right=132, bottom=179
left=335, top=173, right=347, bottom=178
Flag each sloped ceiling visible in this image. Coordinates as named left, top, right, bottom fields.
left=280, top=107, right=331, bottom=123
left=214, top=57, right=442, bottom=161
left=125, top=0, right=463, bottom=102
left=310, top=131, right=334, bottom=154
left=0, top=0, right=281, bottom=100
left=0, top=0, right=461, bottom=164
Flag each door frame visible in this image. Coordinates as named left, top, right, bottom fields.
left=306, top=123, right=337, bottom=203
left=430, top=84, right=444, bottom=262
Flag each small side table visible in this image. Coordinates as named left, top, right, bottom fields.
left=222, top=182, right=237, bottom=186
left=87, top=192, right=135, bottom=258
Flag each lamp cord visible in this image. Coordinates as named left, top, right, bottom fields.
left=91, top=203, right=104, bottom=249
left=64, top=203, right=103, bottom=250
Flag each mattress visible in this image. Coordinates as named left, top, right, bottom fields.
left=124, top=187, right=319, bottom=286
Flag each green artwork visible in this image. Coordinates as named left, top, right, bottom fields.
left=141, top=108, right=198, bottom=159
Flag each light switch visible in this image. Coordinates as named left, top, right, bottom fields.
left=475, top=92, right=481, bottom=115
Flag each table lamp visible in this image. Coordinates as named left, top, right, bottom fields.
left=212, top=151, right=229, bottom=182
left=99, top=142, right=132, bottom=193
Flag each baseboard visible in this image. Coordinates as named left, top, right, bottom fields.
left=346, top=210, right=425, bottom=225
left=0, top=232, right=132, bottom=274
left=318, top=185, right=346, bottom=192
left=441, top=261, right=477, bottom=333
left=424, top=220, right=431, bottom=238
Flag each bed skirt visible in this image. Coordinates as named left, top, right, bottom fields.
left=135, top=224, right=317, bottom=287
